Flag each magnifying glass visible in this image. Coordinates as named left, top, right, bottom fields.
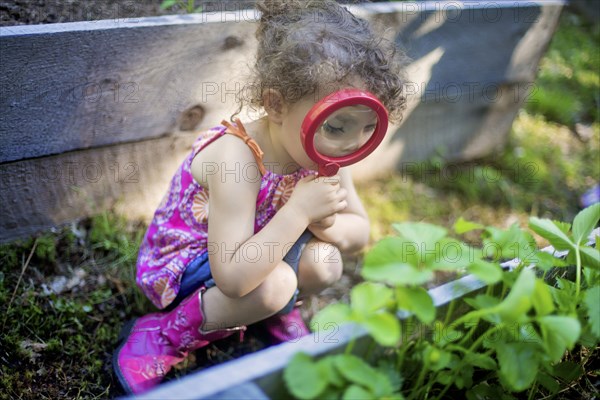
left=301, top=88, right=389, bottom=176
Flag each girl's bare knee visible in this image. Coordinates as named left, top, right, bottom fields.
left=299, top=241, right=343, bottom=292
left=253, top=262, right=298, bottom=315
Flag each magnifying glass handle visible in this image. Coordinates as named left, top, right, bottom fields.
left=318, top=163, right=340, bottom=177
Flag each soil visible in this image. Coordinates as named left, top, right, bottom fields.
left=0, top=0, right=160, bottom=26
left=0, top=0, right=257, bottom=26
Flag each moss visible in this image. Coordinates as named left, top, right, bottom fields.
left=0, top=213, right=150, bottom=399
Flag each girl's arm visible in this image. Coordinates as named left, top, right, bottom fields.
left=307, top=168, right=370, bottom=253
left=193, top=134, right=308, bottom=298
left=192, top=134, right=346, bottom=298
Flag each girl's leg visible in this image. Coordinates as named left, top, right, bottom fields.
left=297, top=239, right=343, bottom=296
left=255, top=238, right=343, bottom=344
left=114, top=260, right=297, bottom=394
left=200, top=260, right=299, bottom=330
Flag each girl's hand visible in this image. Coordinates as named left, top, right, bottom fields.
left=286, top=174, right=348, bottom=225
left=308, top=214, right=336, bottom=230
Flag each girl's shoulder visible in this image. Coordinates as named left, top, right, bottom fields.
left=190, top=125, right=263, bottom=189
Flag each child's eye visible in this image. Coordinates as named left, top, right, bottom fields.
left=323, top=121, right=345, bottom=136
left=364, top=124, right=376, bottom=133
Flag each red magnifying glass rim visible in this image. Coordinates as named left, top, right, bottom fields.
left=301, top=88, right=389, bottom=176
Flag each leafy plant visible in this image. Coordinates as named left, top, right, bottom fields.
left=284, top=203, right=599, bottom=399
left=160, top=0, right=203, bottom=14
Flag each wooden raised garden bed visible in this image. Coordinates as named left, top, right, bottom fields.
left=0, top=0, right=564, bottom=242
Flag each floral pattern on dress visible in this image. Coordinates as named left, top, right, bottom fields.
left=152, top=276, right=177, bottom=307
left=152, top=225, right=196, bottom=258
left=271, top=175, right=295, bottom=210
left=179, top=185, right=210, bottom=231
left=154, top=170, right=182, bottom=225
left=191, top=189, right=210, bottom=224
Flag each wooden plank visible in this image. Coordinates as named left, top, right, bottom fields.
left=209, top=382, right=269, bottom=400
left=0, top=12, right=258, bottom=163
left=0, top=134, right=197, bottom=243
left=1, top=1, right=563, bottom=165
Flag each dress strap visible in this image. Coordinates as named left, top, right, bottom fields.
left=221, top=118, right=267, bottom=176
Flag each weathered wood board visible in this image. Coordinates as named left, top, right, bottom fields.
left=0, top=1, right=565, bottom=242
left=0, top=134, right=197, bottom=241
left=0, top=13, right=258, bottom=163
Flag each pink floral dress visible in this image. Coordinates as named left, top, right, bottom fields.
left=136, top=119, right=314, bottom=309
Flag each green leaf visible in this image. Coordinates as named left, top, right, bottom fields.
left=468, top=259, right=503, bottom=284
left=551, top=279, right=577, bottom=311
left=427, top=238, right=478, bottom=270
left=538, top=316, right=581, bottom=362
left=494, top=342, right=539, bottom=392
left=453, top=217, right=485, bottom=234
left=350, top=282, right=393, bottom=314
left=392, top=222, right=447, bottom=247
left=483, top=224, right=539, bottom=264
left=316, top=357, right=345, bottom=388
left=494, top=269, right=536, bottom=322
left=363, top=237, right=434, bottom=285
left=464, top=353, right=497, bottom=370
left=467, top=383, right=506, bottom=400
left=535, top=371, right=559, bottom=394
left=458, top=364, right=474, bottom=389
left=160, top=0, right=178, bottom=9
left=433, top=323, right=463, bottom=346
left=364, top=237, right=418, bottom=267
left=533, top=251, right=567, bottom=271
left=552, top=361, right=584, bottom=383
left=376, top=360, right=404, bottom=392
left=311, top=303, right=351, bottom=330
left=334, top=354, right=393, bottom=395
left=436, top=371, right=453, bottom=386
left=361, top=312, right=401, bottom=347
left=508, top=322, right=543, bottom=345
left=529, top=217, right=574, bottom=251
left=362, top=260, right=434, bottom=286
left=578, top=326, right=599, bottom=347
left=583, top=286, right=600, bottom=338
left=580, top=246, right=600, bottom=270
left=284, top=353, right=329, bottom=399
left=531, top=280, right=555, bottom=316
left=423, top=345, right=451, bottom=371
left=396, top=286, right=435, bottom=324
left=572, top=203, right=600, bottom=245
left=464, top=294, right=501, bottom=310
left=342, top=385, right=372, bottom=400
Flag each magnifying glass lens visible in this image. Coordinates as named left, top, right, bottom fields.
left=314, top=105, right=378, bottom=157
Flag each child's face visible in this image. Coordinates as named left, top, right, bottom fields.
left=312, top=105, right=378, bottom=157
left=280, top=89, right=378, bottom=170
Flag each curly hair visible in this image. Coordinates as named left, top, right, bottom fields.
left=235, top=0, right=408, bottom=123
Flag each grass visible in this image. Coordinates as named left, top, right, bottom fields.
left=526, top=12, right=600, bottom=127
left=0, top=215, right=149, bottom=399
left=1, top=9, right=598, bottom=400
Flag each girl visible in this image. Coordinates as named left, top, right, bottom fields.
left=113, top=0, right=407, bottom=394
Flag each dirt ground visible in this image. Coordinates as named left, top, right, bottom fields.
left=0, top=0, right=259, bottom=26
